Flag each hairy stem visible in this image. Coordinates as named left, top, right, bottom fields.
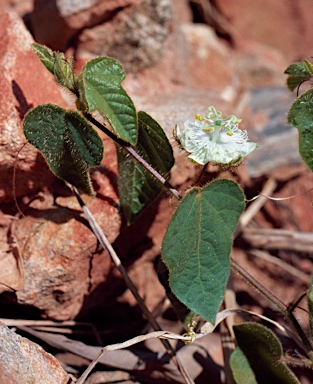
left=84, top=113, right=182, bottom=201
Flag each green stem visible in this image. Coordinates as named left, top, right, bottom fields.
left=84, top=113, right=182, bottom=201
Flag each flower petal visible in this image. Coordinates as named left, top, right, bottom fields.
left=175, top=107, right=257, bottom=166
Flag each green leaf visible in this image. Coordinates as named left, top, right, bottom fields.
left=78, top=57, right=138, bottom=145
left=23, top=104, right=103, bottom=195
left=308, top=278, right=313, bottom=338
left=158, top=260, right=197, bottom=328
left=287, top=88, right=313, bottom=172
left=230, top=347, right=258, bottom=384
left=285, top=60, right=313, bottom=91
left=32, top=43, right=55, bottom=74
left=117, top=111, right=174, bottom=224
left=32, top=43, right=77, bottom=93
left=230, top=323, right=300, bottom=384
left=161, top=179, right=245, bottom=323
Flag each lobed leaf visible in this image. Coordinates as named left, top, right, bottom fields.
left=23, top=104, right=103, bottom=195
left=230, top=323, right=300, bottom=384
left=117, top=111, right=174, bottom=224
left=78, top=57, right=138, bottom=145
left=287, top=88, right=313, bottom=172
left=161, top=179, right=245, bottom=323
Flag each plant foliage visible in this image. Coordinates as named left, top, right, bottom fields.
left=23, top=104, right=103, bottom=195
left=162, top=179, right=245, bottom=323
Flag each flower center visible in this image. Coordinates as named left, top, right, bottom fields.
left=215, top=119, right=222, bottom=126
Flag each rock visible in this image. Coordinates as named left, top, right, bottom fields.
left=30, top=0, right=141, bottom=52
left=0, top=322, right=69, bottom=383
left=179, top=23, right=233, bottom=92
left=0, top=0, right=33, bottom=16
left=77, top=17, right=233, bottom=96
left=0, top=10, right=67, bottom=203
left=237, top=86, right=302, bottom=178
left=234, top=41, right=289, bottom=88
left=0, top=10, right=121, bottom=320
left=172, top=0, right=193, bottom=22
left=30, top=0, right=234, bottom=96
left=11, top=155, right=121, bottom=320
left=213, top=0, right=313, bottom=62
left=76, top=0, right=173, bottom=72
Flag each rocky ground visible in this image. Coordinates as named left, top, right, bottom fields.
left=0, top=0, right=313, bottom=383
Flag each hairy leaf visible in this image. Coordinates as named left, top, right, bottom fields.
left=117, top=111, right=174, bottom=224
left=161, top=179, right=245, bottom=323
left=78, top=57, right=138, bottom=145
left=23, top=104, right=103, bottom=195
left=285, top=60, right=313, bottom=91
left=32, top=43, right=55, bottom=74
left=32, top=43, right=77, bottom=93
left=158, top=260, right=197, bottom=328
left=230, top=323, right=300, bottom=384
left=288, top=88, right=313, bottom=172
left=230, top=347, right=257, bottom=384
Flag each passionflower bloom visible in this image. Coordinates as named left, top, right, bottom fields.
left=175, top=106, right=257, bottom=166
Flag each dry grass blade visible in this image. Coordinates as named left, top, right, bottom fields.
left=15, top=307, right=305, bottom=383
left=242, top=227, right=313, bottom=253
left=76, top=331, right=193, bottom=384
left=248, top=249, right=311, bottom=283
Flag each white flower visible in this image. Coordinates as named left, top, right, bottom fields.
left=175, top=106, right=257, bottom=166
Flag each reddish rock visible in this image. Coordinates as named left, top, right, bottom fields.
left=121, top=22, right=234, bottom=101
left=234, top=41, right=289, bottom=88
left=0, top=10, right=68, bottom=203
left=76, top=0, right=173, bottom=72
left=6, top=0, right=33, bottom=16
left=172, top=0, right=193, bottom=22
left=30, top=0, right=140, bottom=51
left=30, top=0, right=234, bottom=96
left=214, top=0, right=313, bottom=62
left=13, top=164, right=121, bottom=320
left=179, top=23, right=232, bottom=92
left=0, top=322, right=69, bottom=383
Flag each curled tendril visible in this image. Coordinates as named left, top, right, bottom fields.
left=182, top=317, right=198, bottom=345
